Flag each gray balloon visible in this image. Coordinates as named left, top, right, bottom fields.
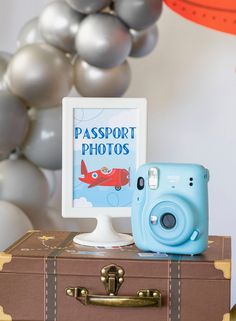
left=114, top=0, right=163, bottom=30
left=65, top=0, right=111, bottom=14
left=130, top=25, right=158, bottom=57
left=6, top=43, right=73, bottom=108
left=39, top=1, right=83, bottom=53
left=74, top=58, right=131, bottom=97
left=75, top=13, right=132, bottom=69
left=0, top=92, right=29, bottom=154
left=0, top=52, right=11, bottom=91
left=0, top=156, right=49, bottom=227
left=23, top=107, right=62, bottom=170
left=17, top=17, right=43, bottom=48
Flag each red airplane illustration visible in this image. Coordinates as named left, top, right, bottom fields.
left=79, top=160, right=129, bottom=191
left=164, top=0, right=236, bottom=35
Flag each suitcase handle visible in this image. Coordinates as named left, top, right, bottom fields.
left=66, top=287, right=161, bottom=308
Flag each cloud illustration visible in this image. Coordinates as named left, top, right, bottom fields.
left=108, top=109, right=138, bottom=127
left=73, top=197, right=93, bottom=208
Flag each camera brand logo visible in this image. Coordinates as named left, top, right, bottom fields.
left=167, top=175, right=180, bottom=183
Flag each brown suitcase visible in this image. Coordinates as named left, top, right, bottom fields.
left=0, top=230, right=232, bottom=321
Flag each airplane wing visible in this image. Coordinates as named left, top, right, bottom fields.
left=88, top=176, right=113, bottom=188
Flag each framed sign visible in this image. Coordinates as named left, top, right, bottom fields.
left=62, top=98, right=147, bottom=246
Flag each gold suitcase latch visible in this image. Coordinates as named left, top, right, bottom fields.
left=66, top=264, right=161, bottom=308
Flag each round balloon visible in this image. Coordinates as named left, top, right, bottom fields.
left=74, top=58, right=131, bottom=97
left=0, top=201, right=33, bottom=251
left=0, top=92, right=29, bottom=154
left=65, top=0, right=111, bottom=14
left=75, top=13, right=132, bottom=68
left=0, top=157, right=49, bottom=227
left=6, top=43, right=73, bottom=108
left=17, top=17, right=43, bottom=48
left=0, top=52, right=11, bottom=91
left=39, top=1, right=83, bottom=53
left=115, top=0, right=163, bottom=30
left=41, top=169, right=57, bottom=200
left=23, top=107, right=62, bottom=170
left=130, top=25, right=158, bottom=57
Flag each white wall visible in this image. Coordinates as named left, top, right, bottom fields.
left=0, top=0, right=235, bottom=305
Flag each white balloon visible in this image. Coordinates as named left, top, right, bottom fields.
left=17, top=17, right=43, bottom=48
left=41, top=169, right=57, bottom=199
left=0, top=52, right=11, bottom=91
left=0, top=157, right=49, bottom=227
left=0, top=201, right=33, bottom=251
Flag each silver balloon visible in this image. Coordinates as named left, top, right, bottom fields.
left=23, top=107, right=62, bottom=170
left=0, top=156, right=49, bottom=227
left=74, top=58, right=131, bottom=97
left=17, top=17, right=43, bottom=48
left=114, top=0, right=163, bottom=30
left=0, top=92, right=29, bottom=154
left=0, top=52, right=11, bottom=91
left=6, top=43, right=73, bottom=108
left=75, top=13, right=132, bottom=68
left=130, top=25, right=158, bottom=57
left=65, top=0, right=111, bottom=14
left=39, top=1, right=83, bottom=53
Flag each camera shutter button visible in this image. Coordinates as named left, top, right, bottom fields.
left=190, top=230, right=199, bottom=241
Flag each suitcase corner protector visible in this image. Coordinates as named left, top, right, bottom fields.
left=0, top=305, right=12, bottom=321
left=214, top=259, right=231, bottom=279
left=0, top=252, right=12, bottom=271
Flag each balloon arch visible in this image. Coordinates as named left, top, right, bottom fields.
left=0, top=0, right=163, bottom=246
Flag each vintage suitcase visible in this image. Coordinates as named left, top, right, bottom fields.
left=0, top=230, right=232, bottom=321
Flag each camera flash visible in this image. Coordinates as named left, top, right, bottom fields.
left=148, top=167, right=159, bottom=189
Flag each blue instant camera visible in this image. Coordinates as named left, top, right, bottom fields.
left=131, top=163, right=209, bottom=255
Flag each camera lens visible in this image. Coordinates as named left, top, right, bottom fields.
left=137, top=177, right=145, bottom=190
left=160, top=213, right=176, bottom=230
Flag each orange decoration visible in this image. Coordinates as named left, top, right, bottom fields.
left=164, top=0, right=236, bottom=35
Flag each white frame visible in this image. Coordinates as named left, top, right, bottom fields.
left=62, top=97, right=147, bottom=219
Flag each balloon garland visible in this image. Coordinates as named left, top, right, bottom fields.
left=0, top=0, right=163, bottom=237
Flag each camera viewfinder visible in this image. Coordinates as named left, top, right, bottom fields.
left=137, top=177, right=145, bottom=190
